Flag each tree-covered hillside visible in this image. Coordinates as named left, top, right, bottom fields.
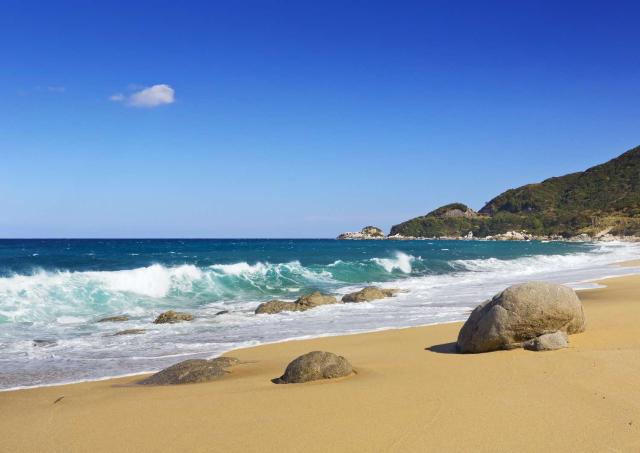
left=390, top=145, right=640, bottom=238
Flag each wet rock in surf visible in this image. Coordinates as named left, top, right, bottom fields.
left=295, top=291, right=338, bottom=309
left=255, top=300, right=300, bottom=314
left=98, top=315, right=129, bottom=322
left=215, top=310, right=229, bottom=316
left=114, top=329, right=146, bottom=336
left=457, top=281, right=585, bottom=353
left=139, top=357, right=240, bottom=385
left=274, top=351, right=353, bottom=384
left=342, top=286, right=401, bottom=303
left=523, top=331, right=568, bottom=351
left=33, top=339, right=57, bottom=347
left=254, top=292, right=339, bottom=315
left=153, top=310, right=194, bottom=324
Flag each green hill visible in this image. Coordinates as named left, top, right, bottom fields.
left=390, top=145, right=640, bottom=238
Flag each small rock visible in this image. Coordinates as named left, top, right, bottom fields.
left=139, top=357, right=240, bottom=385
left=295, top=291, right=338, bottom=309
left=274, top=351, right=353, bottom=384
left=255, top=300, right=300, bottom=315
left=255, top=292, right=339, bottom=314
left=153, top=310, right=194, bottom=324
left=33, top=339, right=57, bottom=347
left=215, top=310, right=229, bottom=316
left=98, top=315, right=129, bottom=322
left=114, top=329, right=146, bottom=336
left=523, top=331, right=568, bottom=351
left=342, top=286, right=400, bottom=303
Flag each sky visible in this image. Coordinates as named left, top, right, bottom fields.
left=1, top=0, right=639, bottom=238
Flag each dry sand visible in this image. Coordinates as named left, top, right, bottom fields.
left=2, top=274, right=640, bottom=452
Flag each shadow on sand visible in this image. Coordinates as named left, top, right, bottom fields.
left=425, top=342, right=458, bottom=354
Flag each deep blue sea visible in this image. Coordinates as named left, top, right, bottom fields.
left=1, top=238, right=639, bottom=390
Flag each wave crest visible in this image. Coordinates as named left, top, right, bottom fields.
left=371, top=252, right=417, bottom=273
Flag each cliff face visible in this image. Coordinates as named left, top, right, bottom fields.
left=390, top=145, right=640, bottom=238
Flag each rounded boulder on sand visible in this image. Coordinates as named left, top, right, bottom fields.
left=457, top=281, right=586, bottom=353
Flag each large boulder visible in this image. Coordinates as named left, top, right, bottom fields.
left=274, top=351, right=353, bottom=384
left=139, top=357, right=240, bottom=385
left=457, top=281, right=586, bottom=353
left=254, top=292, right=339, bottom=314
left=153, top=310, right=194, bottom=324
left=342, top=286, right=400, bottom=303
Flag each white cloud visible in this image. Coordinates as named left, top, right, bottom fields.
left=110, top=84, right=175, bottom=108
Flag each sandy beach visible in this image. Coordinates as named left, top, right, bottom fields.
left=2, top=273, right=640, bottom=452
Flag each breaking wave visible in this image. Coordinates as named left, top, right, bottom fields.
left=1, top=240, right=639, bottom=390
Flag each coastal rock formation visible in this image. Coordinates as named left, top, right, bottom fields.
left=255, top=291, right=339, bottom=314
left=361, top=226, right=384, bottom=237
left=342, top=286, right=400, bottom=303
left=523, top=331, right=568, bottom=351
left=274, top=351, right=352, bottom=384
left=456, top=281, right=586, bottom=353
left=98, top=315, right=129, bottom=322
left=153, top=310, right=194, bottom=324
left=485, top=231, right=531, bottom=241
left=337, top=226, right=385, bottom=240
left=139, top=357, right=240, bottom=385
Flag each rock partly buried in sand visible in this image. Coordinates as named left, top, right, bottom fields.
left=457, top=281, right=586, bottom=353
left=114, top=329, right=146, bottom=336
left=139, top=357, right=240, bottom=385
left=153, top=310, right=194, bottom=324
left=255, top=300, right=300, bottom=314
left=523, top=331, right=568, bottom=351
left=98, top=315, right=129, bottom=322
left=274, top=351, right=352, bottom=384
left=342, top=286, right=400, bottom=303
left=255, top=292, right=339, bottom=314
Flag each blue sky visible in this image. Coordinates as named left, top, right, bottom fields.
left=1, top=0, right=639, bottom=237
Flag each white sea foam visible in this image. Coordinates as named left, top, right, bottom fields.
left=210, top=262, right=268, bottom=275
left=371, top=251, right=416, bottom=273
left=91, top=264, right=203, bottom=297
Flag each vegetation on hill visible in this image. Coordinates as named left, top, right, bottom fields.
left=390, top=145, right=640, bottom=237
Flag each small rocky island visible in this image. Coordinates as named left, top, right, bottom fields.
left=337, top=226, right=385, bottom=240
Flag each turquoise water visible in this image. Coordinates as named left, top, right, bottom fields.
left=0, top=239, right=638, bottom=390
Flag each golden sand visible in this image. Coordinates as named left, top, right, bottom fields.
left=2, top=275, right=640, bottom=452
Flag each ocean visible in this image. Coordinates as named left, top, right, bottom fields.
left=0, top=238, right=639, bottom=390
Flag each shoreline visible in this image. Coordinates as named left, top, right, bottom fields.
left=2, top=271, right=640, bottom=451
left=2, top=257, right=640, bottom=393
left=3, top=272, right=640, bottom=451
